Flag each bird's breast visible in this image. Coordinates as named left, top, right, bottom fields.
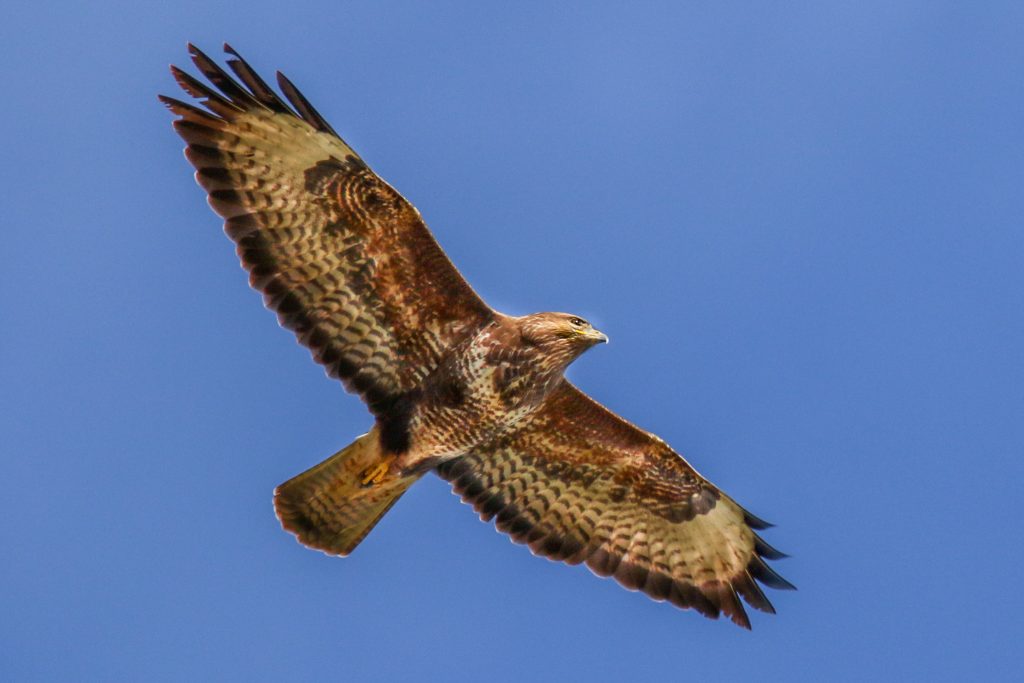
left=399, top=337, right=559, bottom=464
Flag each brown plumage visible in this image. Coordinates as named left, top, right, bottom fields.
left=163, top=44, right=793, bottom=629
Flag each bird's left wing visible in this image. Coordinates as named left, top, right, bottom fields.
left=436, top=381, right=793, bottom=629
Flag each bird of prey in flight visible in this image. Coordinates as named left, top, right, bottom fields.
left=162, top=44, right=793, bottom=629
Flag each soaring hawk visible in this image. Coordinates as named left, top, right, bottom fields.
left=162, top=44, right=794, bottom=629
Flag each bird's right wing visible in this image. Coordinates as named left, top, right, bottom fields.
left=162, top=44, right=494, bottom=415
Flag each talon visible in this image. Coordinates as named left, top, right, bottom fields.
left=360, top=461, right=390, bottom=487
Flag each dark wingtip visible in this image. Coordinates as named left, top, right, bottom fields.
left=276, top=69, right=339, bottom=136
left=721, top=585, right=752, bottom=630
left=754, top=532, right=789, bottom=560
left=734, top=570, right=776, bottom=616
left=221, top=43, right=295, bottom=116
left=742, top=507, right=774, bottom=530
left=749, top=555, right=797, bottom=591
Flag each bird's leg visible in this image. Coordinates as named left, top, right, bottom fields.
left=359, top=456, right=395, bottom=487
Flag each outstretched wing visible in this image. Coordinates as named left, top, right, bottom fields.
left=162, top=44, right=494, bottom=415
left=436, top=381, right=793, bottom=629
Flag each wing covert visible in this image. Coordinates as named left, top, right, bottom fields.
left=162, top=44, right=494, bottom=414
left=436, top=381, right=793, bottom=629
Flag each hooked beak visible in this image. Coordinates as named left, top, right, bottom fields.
left=589, top=329, right=609, bottom=345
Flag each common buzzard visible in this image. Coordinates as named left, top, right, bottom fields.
left=162, top=44, right=794, bottom=629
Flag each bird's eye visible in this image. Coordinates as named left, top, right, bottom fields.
left=569, top=317, right=587, bottom=327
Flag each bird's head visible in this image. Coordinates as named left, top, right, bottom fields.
left=519, top=312, right=608, bottom=364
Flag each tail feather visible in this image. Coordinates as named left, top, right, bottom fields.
left=274, top=429, right=417, bottom=556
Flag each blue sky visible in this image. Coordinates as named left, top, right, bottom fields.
left=3, top=2, right=1022, bottom=680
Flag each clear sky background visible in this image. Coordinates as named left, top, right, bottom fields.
left=3, top=2, right=1022, bottom=681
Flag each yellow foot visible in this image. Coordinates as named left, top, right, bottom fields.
left=360, top=461, right=390, bottom=487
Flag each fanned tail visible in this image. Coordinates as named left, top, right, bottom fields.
left=274, top=428, right=417, bottom=556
